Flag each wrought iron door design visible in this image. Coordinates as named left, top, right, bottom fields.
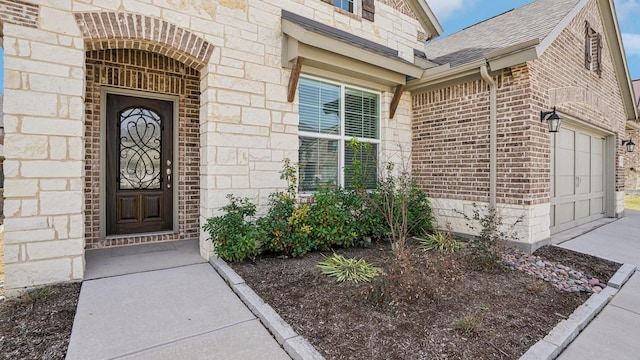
left=106, top=94, right=173, bottom=235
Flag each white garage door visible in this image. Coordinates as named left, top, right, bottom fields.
left=551, top=125, right=606, bottom=234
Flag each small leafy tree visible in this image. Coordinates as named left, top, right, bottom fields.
left=203, top=194, right=258, bottom=262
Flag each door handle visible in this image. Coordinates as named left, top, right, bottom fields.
left=166, top=160, right=172, bottom=189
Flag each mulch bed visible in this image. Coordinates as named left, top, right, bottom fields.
left=0, top=283, right=81, bottom=360
left=232, top=243, right=620, bottom=360
left=0, top=245, right=620, bottom=360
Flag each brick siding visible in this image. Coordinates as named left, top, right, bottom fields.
left=74, top=12, right=214, bottom=70
left=413, top=0, right=628, bottom=208
left=85, top=49, right=200, bottom=249
left=0, top=0, right=38, bottom=28
left=528, top=0, right=628, bottom=193
left=625, top=129, right=640, bottom=190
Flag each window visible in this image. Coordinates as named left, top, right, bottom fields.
left=334, top=0, right=355, bottom=13
left=585, top=21, right=602, bottom=77
left=320, top=0, right=375, bottom=21
left=298, top=77, right=380, bottom=192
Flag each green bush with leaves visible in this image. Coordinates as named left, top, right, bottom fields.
left=416, top=231, right=463, bottom=254
left=317, top=253, right=382, bottom=283
left=258, top=160, right=315, bottom=257
left=407, top=184, right=434, bottom=236
left=308, top=185, right=358, bottom=249
left=203, top=194, right=258, bottom=262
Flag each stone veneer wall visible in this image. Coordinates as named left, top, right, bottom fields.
left=85, top=49, right=201, bottom=249
left=2, top=0, right=424, bottom=289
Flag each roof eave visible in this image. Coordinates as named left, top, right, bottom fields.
left=405, top=0, right=444, bottom=40
left=627, top=120, right=640, bottom=130
left=282, top=18, right=424, bottom=80
left=407, top=39, right=542, bottom=92
left=598, top=0, right=639, bottom=122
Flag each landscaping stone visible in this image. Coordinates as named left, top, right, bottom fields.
left=503, top=248, right=606, bottom=293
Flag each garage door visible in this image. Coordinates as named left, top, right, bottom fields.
left=550, top=125, right=606, bottom=234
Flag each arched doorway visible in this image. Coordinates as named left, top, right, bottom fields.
left=84, top=48, right=201, bottom=248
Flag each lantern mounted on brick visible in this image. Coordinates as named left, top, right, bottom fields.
left=622, top=138, right=636, bottom=153
left=540, top=107, right=561, bottom=133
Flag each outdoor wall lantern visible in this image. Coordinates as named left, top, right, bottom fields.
left=540, top=107, right=561, bottom=133
left=622, top=138, right=636, bottom=153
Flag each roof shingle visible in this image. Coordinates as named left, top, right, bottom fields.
left=423, top=0, right=582, bottom=67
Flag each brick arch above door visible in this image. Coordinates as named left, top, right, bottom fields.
left=74, top=12, right=214, bottom=70
left=84, top=49, right=201, bottom=249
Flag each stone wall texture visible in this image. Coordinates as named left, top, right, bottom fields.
left=1, top=0, right=424, bottom=290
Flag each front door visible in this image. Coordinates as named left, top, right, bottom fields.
left=106, top=93, right=174, bottom=236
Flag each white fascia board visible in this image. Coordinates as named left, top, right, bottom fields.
left=403, top=0, right=443, bottom=40
left=406, top=60, right=484, bottom=92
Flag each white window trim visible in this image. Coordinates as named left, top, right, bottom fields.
left=298, top=74, right=381, bottom=192
left=334, top=0, right=359, bottom=15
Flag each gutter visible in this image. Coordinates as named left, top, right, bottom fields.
left=627, top=120, right=640, bottom=131
left=480, top=65, right=497, bottom=208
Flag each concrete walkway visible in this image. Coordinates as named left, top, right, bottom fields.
left=556, top=210, right=640, bottom=360
left=66, top=240, right=290, bottom=360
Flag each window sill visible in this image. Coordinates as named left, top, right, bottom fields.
left=334, top=7, right=362, bottom=21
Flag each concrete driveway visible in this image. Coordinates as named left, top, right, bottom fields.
left=557, top=210, right=640, bottom=360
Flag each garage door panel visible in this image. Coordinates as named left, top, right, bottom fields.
left=592, top=137, right=604, bottom=155
left=557, top=175, right=576, bottom=196
left=577, top=175, right=591, bottom=194
left=591, top=196, right=604, bottom=215
left=557, top=148, right=575, bottom=175
left=557, top=202, right=575, bottom=226
left=576, top=199, right=591, bottom=220
left=551, top=124, right=607, bottom=235
left=557, top=129, right=575, bottom=150
left=576, top=133, right=591, bottom=153
left=592, top=175, right=603, bottom=192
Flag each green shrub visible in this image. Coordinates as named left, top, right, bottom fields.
left=308, top=185, right=358, bottom=249
left=317, top=253, right=382, bottom=283
left=407, top=185, right=434, bottom=236
left=257, top=160, right=315, bottom=257
left=258, top=192, right=315, bottom=257
left=416, top=231, right=463, bottom=254
left=203, top=195, right=258, bottom=262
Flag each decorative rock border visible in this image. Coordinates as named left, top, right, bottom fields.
left=209, top=257, right=325, bottom=360
left=519, top=263, right=637, bottom=360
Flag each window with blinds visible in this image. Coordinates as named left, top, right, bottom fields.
left=298, top=77, right=380, bottom=192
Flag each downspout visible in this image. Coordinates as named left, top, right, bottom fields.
left=480, top=64, right=497, bottom=208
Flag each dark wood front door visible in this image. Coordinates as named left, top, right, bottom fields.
left=106, top=94, right=173, bottom=236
